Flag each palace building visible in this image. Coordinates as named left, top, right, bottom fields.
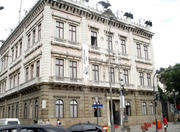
left=0, top=0, right=161, bottom=127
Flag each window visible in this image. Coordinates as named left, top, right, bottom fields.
left=18, top=73, right=20, bottom=86
left=15, top=44, right=18, bottom=59
left=144, top=46, right=148, bottom=59
left=69, top=61, right=77, bottom=79
left=12, top=47, right=14, bottom=61
left=36, top=60, right=40, bottom=77
left=8, top=105, right=11, bottom=118
left=35, top=100, right=38, bottom=119
left=123, top=69, right=129, bottom=85
left=137, top=43, right=141, bottom=57
left=149, top=102, right=154, bottom=115
left=56, top=99, right=64, bottom=118
left=125, top=101, right=131, bottom=116
left=121, top=39, right=126, bottom=55
left=56, top=21, right=64, bottom=39
left=24, top=103, right=27, bottom=119
left=56, top=59, right=64, bottom=78
left=30, top=64, right=34, bottom=79
left=110, top=67, right=115, bottom=83
left=70, top=100, right=78, bottom=118
left=92, top=64, right=99, bottom=81
left=91, top=31, right=97, bottom=47
left=15, top=103, right=19, bottom=118
left=25, top=67, right=29, bottom=81
left=32, top=29, right=36, bottom=44
left=69, top=25, right=76, bottom=42
left=38, top=24, right=41, bottom=41
left=94, top=100, right=101, bottom=117
left=19, top=40, right=22, bottom=56
left=139, top=72, right=144, bottom=86
left=27, top=34, right=31, bottom=48
left=107, top=35, right=113, bottom=50
left=12, top=104, right=14, bottom=118
left=142, top=102, right=147, bottom=115
left=147, top=73, right=151, bottom=87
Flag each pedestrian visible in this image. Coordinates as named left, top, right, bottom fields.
left=163, top=116, right=168, bottom=132
left=56, top=119, right=61, bottom=126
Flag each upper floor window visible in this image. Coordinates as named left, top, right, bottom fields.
left=69, top=25, right=76, bottom=42
left=32, top=29, right=36, bottom=45
left=70, top=100, right=78, bottom=118
left=107, top=35, right=113, bottom=51
left=38, top=24, right=41, bottom=41
left=142, top=102, right=147, bottom=115
left=36, top=60, right=40, bottom=77
left=19, top=40, right=22, bottom=56
left=121, top=39, right=127, bottom=55
left=110, top=67, right=115, bottom=83
left=69, top=61, right=77, bottom=79
left=91, top=31, right=97, bottom=47
left=56, top=59, right=64, bottom=78
left=12, top=47, right=14, bottom=61
left=147, top=73, right=151, bottom=87
left=92, top=64, right=99, bottom=81
left=25, top=67, right=29, bottom=81
left=27, top=34, right=31, bottom=49
left=30, top=64, right=34, bottom=79
left=139, top=72, right=144, bottom=86
left=144, top=46, right=149, bottom=60
left=56, top=21, right=64, bottom=39
left=123, top=69, right=129, bottom=85
left=56, top=99, right=64, bottom=118
left=137, top=43, right=141, bottom=57
left=15, top=44, right=18, bottom=59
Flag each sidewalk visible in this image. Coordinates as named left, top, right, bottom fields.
left=114, top=122, right=180, bottom=132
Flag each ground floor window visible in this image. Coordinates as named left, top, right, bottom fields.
left=142, top=102, right=147, bottom=115
left=70, top=100, right=78, bottom=118
left=125, top=101, right=131, bottom=116
left=56, top=99, right=64, bottom=118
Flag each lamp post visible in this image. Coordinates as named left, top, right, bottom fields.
left=153, top=70, right=161, bottom=132
left=98, top=1, right=116, bottom=132
left=115, top=65, right=125, bottom=131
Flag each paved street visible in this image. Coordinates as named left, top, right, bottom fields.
left=115, top=122, right=180, bottom=132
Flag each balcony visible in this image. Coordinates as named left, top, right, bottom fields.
left=138, top=85, right=153, bottom=91
left=49, top=76, right=83, bottom=85
left=0, top=86, right=19, bottom=98
left=20, top=77, right=41, bottom=90
left=136, top=56, right=152, bottom=64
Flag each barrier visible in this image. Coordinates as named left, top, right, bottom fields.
left=157, top=120, right=162, bottom=129
left=102, top=125, right=108, bottom=132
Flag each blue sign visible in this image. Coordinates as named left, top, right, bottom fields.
left=92, top=104, right=103, bottom=108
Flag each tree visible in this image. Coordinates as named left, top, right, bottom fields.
left=159, top=64, right=180, bottom=96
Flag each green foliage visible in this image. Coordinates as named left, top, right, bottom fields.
left=159, top=64, right=180, bottom=95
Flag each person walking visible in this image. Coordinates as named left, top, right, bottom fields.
left=163, top=116, right=168, bottom=132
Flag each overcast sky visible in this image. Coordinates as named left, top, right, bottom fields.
left=0, top=0, right=180, bottom=69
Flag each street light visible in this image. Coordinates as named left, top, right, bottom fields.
left=153, top=70, right=161, bottom=132
left=98, top=1, right=116, bottom=132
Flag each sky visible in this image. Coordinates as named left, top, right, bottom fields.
left=0, top=0, right=180, bottom=69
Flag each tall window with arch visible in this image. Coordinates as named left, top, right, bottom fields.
left=149, top=102, right=154, bottom=115
left=35, top=100, right=39, bottom=120
left=125, top=101, right=131, bottom=116
left=56, top=99, right=64, bottom=118
left=70, top=100, right=78, bottom=118
left=24, top=102, right=27, bottom=119
left=142, top=102, right=147, bottom=115
left=93, top=100, right=101, bottom=117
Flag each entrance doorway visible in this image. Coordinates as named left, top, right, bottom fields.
left=109, top=100, right=120, bottom=125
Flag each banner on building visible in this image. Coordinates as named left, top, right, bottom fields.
left=82, top=44, right=89, bottom=80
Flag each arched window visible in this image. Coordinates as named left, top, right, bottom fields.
left=24, top=103, right=27, bottom=119
left=125, top=101, right=131, bottom=116
left=8, top=105, right=11, bottom=118
left=70, top=100, right=78, bottom=118
left=149, top=102, right=154, bottom=115
left=35, top=100, right=39, bottom=119
left=142, top=102, right=147, bottom=115
left=94, top=101, right=102, bottom=117
left=56, top=99, right=64, bottom=118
